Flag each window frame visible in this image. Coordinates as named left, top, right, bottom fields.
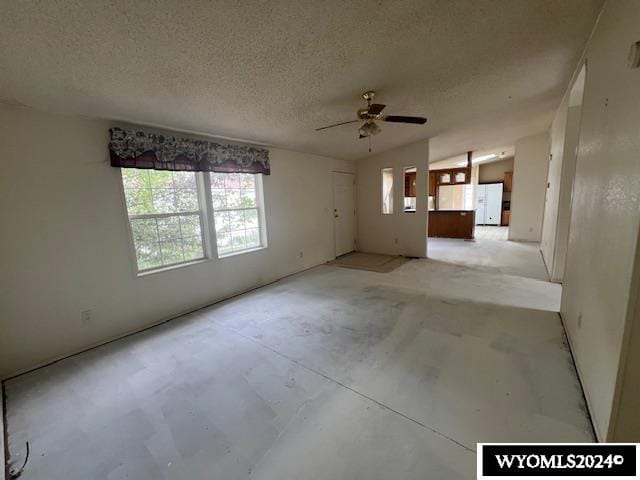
left=203, top=172, right=268, bottom=259
left=119, top=169, right=268, bottom=277
left=120, top=170, right=212, bottom=276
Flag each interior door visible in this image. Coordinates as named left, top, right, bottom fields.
left=484, top=183, right=503, bottom=225
left=333, top=172, right=356, bottom=257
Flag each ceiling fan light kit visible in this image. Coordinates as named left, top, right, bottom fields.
left=316, top=90, right=427, bottom=152
left=358, top=120, right=381, bottom=137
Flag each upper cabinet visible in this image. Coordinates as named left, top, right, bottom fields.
left=404, top=171, right=417, bottom=197
left=454, top=170, right=467, bottom=184
left=432, top=167, right=471, bottom=186
left=504, top=171, right=513, bottom=192
left=428, top=172, right=437, bottom=196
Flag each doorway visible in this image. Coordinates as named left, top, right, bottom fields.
left=333, top=172, right=356, bottom=257
left=475, top=181, right=509, bottom=240
left=541, top=64, right=586, bottom=282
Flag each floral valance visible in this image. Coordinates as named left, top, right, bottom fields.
left=109, top=127, right=270, bottom=175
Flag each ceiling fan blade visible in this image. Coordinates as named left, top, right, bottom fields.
left=382, top=115, right=427, bottom=124
left=367, top=103, right=386, bottom=115
left=359, top=134, right=369, bottom=139
left=316, top=119, right=360, bottom=131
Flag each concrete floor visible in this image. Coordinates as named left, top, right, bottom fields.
left=474, top=225, right=509, bottom=241
left=428, top=233, right=551, bottom=282
left=4, top=238, right=592, bottom=479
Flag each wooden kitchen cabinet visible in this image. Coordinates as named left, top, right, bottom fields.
left=428, top=210, right=475, bottom=239
left=428, top=172, right=437, bottom=196
left=501, top=210, right=510, bottom=226
left=453, top=168, right=468, bottom=184
left=504, top=171, right=513, bottom=192
left=432, top=167, right=471, bottom=186
left=404, top=171, right=417, bottom=197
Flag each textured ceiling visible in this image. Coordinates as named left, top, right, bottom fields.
left=0, top=0, right=603, bottom=161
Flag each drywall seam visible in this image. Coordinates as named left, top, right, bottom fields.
left=1, top=262, right=324, bottom=382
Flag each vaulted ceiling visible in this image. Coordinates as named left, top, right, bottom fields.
left=0, top=0, right=603, bottom=161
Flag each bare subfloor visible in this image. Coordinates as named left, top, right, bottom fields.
left=5, top=239, right=592, bottom=479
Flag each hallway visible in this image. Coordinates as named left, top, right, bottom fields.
left=5, top=239, right=591, bottom=479
left=428, top=234, right=551, bottom=282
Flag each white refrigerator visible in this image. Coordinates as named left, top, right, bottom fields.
left=475, top=183, right=503, bottom=225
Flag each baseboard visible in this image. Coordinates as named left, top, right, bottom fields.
left=558, top=312, right=603, bottom=441
left=0, top=261, right=329, bottom=480
left=507, top=238, right=540, bottom=243
left=2, top=261, right=325, bottom=382
left=539, top=246, right=553, bottom=282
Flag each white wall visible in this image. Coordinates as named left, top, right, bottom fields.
left=560, top=0, right=640, bottom=441
left=357, top=141, right=429, bottom=257
left=478, top=157, right=514, bottom=183
left=0, top=104, right=354, bottom=378
left=613, top=236, right=640, bottom=441
left=508, top=133, right=549, bottom=242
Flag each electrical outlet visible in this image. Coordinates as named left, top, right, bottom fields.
left=299, top=251, right=304, bottom=259
left=81, top=309, right=92, bottom=324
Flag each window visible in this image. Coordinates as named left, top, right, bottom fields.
left=210, top=173, right=265, bottom=256
left=122, top=169, right=206, bottom=272
left=381, top=167, right=394, bottom=214
left=122, top=169, right=267, bottom=272
left=437, top=184, right=475, bottom=210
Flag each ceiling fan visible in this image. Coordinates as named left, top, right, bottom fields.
left=316, top=90, right=427, bottom=151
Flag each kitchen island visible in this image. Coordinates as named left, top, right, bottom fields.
left=428, top=210, right=475, bottom=239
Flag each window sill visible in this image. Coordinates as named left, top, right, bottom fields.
left=134, top=246, right=268, bottom=276
left=137, top=257, right=210, bottom=277
left=218, top=246, right=267, bottom=259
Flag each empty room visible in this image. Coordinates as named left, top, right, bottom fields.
left=2, top=1, right=640, bottom=479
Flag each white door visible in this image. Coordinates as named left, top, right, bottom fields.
left=484, top=183, right=503, bottom=225
left=333, top=172, right=356, bottom=257
left=475, top=184, right=487, bottom=224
